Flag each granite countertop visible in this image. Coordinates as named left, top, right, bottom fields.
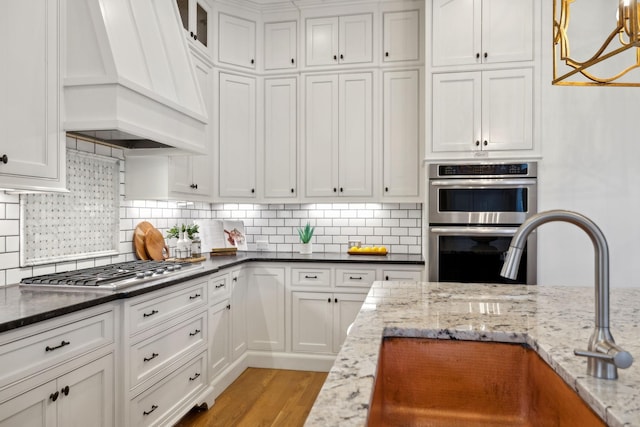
left=305, top=281, right=640, bottom=427
left=0, top=251, right=424, bottom=333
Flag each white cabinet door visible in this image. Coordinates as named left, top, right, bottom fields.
left=230, top=269, right=247, bottom=361
left=168, top=54, right=213, bottom=199
left=264, top=78, right=297, bottom=199
left=383, top=10, right=420, bottom=62
left=264, top=21, right=297, bottom=70
left=209, top=300, right=230, bottom=379
left=292, top=292, right=333, bottom=353
left=0, top=0, right=64, bottom=191
left=218, top=13, right=256, bottom=69
left=246, top=267, right=285, bottom=351
left=338, top=73, right=373, bottom=197
left=176, top=0, right=212, bottom=58
left=218, top=73, right=256, bottom=198
left=305, top=17, right=338, bottom=66
left=305, top=74, right=339, bottom=197
left=432, top=0, right=533, bottom=66
left=305, top=14, right=372, bottom=66
left=0, top=381, right=56, bottom=427
left=481, top=0, right=534, bottom=64
left=333, top=293, right=366, bottom=352
left=481, top=68, right=533, bottom=151
left=432, top=72, right=481, bottom=153
left=383, top=70, right=420, bottom=197
left=57, top=354, right=114, bottom=427
left=432, top=69, right=533, bottom=153
left=338, top=14, right=373, bottom=64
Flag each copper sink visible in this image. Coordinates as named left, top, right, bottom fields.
left=368, top=338, right=606, bottom=427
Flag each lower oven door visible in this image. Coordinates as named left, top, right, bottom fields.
left=428, top=226, right=537, bottom=285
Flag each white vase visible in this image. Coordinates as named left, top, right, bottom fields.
left=176, top=232, right=192, bottom=258
left=299, top=242, right=313, bottom=254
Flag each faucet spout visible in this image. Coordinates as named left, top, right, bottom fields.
left=500, top=209, right=633, bottom=380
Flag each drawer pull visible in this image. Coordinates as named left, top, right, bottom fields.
left=143, top=309, right=159, bottom=318
left=304, top=275, right=318, bottom=279
left=143, top=352, right=159, bottom=362
left=49, top=391, right=59, bottom=402
left=189, top=372, right=201, bottom=381
left=189, top=329, right=201, bottom=337
left=143, top=405, right=158, bottom=416
left=45, top=340, right=70, bottom=352
left=349, top=276, right=363, bottom=280
left=215, top=283, right=226, bottom=289
left=189, top=293, right=201, bottom=300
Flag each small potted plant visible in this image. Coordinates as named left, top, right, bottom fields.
left=297, top=222, right=315, bottom=254
left=165, top=225, right=180, bottom=255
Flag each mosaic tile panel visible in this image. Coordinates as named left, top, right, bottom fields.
left=20, top=149, right=120, bottom=266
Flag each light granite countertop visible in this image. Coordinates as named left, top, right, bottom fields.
left=305, top=281, right=640, bottom=427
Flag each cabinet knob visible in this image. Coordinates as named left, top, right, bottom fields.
left=484, top=52, right=488, bottom=59
left=385, top=52, right=389, bottom=57
left=194, top=34, right=198, bottom=41
left=190, top=183, right=198, bottom=189
left=291, top=58, right=295, bottom=64
left=50, top=391, right=59, bottom=402
left=0, top=154, right=7, bottom=164
left=334, top=298, right=338, bottom=303
left=226, top=304, right=231, bottom=310
left=61, top=386, right=70, bottom=396
left=333, top=55, right=338, bottom=61
left=327, top=297, right=331, bottom=303
left=476, top=52, right=480, bottom=59
left=385, top=187, right=389, bottom=192
left=333, top=188, right=337, bottom=192
left=339, top=187, right=343, bottom=192
left=483, top=140, right=488, bottom=146
left=251, top=59, right=255, bottom=64
left=340, top=54, right=344, bottom=60
left=251, top=188, right=255, bottom=193
left=475, top=140, right=480, bottom=146
left=290, top=188, right=294, bottom=193
left=385, top=275, right=389, bottom=281
left=190, top=31, right=194, bottom=38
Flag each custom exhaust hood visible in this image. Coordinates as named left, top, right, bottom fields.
left=64, top=0, right=207, bottom=154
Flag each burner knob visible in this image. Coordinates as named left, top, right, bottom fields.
left=156, top=268, right=165, bottom=274
left=135, top=272, right=145, bottom=279
left=174, top=264, right=182, bottom=270
left=166, top=265, right=175, bottom=272
left=144, top=270, right=153, bottom=277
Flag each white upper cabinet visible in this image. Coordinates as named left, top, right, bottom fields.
left=176, top=0, right=212, bottom=58
left=218, top=72, right=256, bottom=198
left=432, top=0, right=533, bottom=67
left=218, top=13, right=256, bottom=69
left=0, top=0, right=65, bottom=192
left=432, top=68, right=533, bottom=153
left=383, top=10, right=420, bottom=62
left=264, top=78, right=297, bottom=199
left=306, top=14, right=372, bottom=66
left=383, top=70, right=420, bottom=198
left=304, top=73, right=372, bottom=198
left=264, top=21, right=297, bottom=70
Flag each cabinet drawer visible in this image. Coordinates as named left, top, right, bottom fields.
left=335, top=268, right=376, bottom=288
left=208, top=274, right=230, bottom=305
left=130, top=351, right=207, bottom=427
left=0, top=310, right=114, bottom=386
left=382, top=269, right=423, bottom=282
left=291, top=268, right=331, bottom=287
left=130, top=312, right=206, bottom=390
left=129, top=280, right=207, bottom=335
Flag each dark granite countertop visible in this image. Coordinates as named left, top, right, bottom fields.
left=0, top=251, right=424, bottom=333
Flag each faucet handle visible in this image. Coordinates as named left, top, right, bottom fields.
left=574, top=348, right=633, bottom=369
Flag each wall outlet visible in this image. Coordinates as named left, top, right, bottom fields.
left=256, top=239, right=269, bottom=251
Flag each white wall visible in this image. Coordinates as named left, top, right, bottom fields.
left=538, top=2, right=640, bottom=288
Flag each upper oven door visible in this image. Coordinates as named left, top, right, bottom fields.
left=429, top=178, right=537, bottom=225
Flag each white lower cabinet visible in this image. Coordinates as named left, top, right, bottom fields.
left=291, top=292, right=366, bottom=354
left=209, top=300, right=231, bottom=379
left=230, top=268, right=248, bottom=361
left=0, top=353, right=114, bottom=427
left=246, top=266, right=285, bottom=352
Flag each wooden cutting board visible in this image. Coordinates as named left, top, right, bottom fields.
left=145, top=227, right=169, bottom=260
left=134, top=221, right=154, bottom=260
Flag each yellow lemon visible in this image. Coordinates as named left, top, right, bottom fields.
left=349, top=246, right=358, bottom=252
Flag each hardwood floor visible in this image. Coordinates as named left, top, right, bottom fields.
left=174, top=368, right=328, bottom=427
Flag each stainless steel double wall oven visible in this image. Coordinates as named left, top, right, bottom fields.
left=428, top=162, right=538, bottom=284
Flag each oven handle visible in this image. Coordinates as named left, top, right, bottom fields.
left=429, top=226, right=521, bottom=236
left=430, top=179, right=535, bottom=187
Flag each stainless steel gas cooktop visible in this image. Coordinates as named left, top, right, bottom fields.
left=20, top=260, right=204, bottom=291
